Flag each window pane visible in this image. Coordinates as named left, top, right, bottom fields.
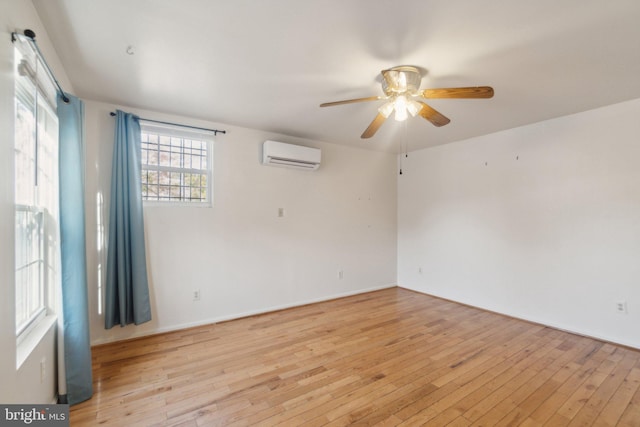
left=15, top=92, right=36, bottom=206
left=142, top=170, right=159, bottom=200
left=37, top=100, right=59, bottom=215
left=158, top=135, right=171, bottom=167
left=140, top=127, right=212, bottom=204
left=159, top=184, right=170, bottom=199
left=14, top=44, right=59, bottom=336
left=159, top=170, right=170, bottom=185
left=15, top=209, right=43, bottom=331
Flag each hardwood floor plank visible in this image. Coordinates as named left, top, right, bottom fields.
left=70, top=288, right=640, bottom=426
left=616, top=380, right=640, bottom=427
left=526, top=342, right=618, bottom=425
left=567, top=351, right=639, bottom=426
left=593, top=363, right=640, bottom=426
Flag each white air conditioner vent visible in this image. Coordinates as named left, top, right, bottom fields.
left=262, top=140, right=321, bottom=170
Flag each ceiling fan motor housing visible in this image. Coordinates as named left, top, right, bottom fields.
left=381, top=66, right=422, bottom=96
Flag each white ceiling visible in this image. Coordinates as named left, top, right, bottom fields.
left=33, top=0, right=640, bottom=153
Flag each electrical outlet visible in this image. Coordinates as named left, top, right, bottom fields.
left=338, top=270, right=344, bottom=279
left=193, top=290, right=201, bottom=301
left=616, top=301, right=627, bottom=314
left=418, top=267, right=423, bottom=274
left=278, top=208, right=285, bottom=217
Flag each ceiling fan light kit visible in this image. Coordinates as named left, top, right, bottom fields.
left=320, top=65, right=494, bottom=139
left=378, top=95, right=423, bottom=122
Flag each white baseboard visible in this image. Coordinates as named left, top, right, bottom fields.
left=399, top=286, right=640, bottom=350
left=91, top=284, right=396, bottom=346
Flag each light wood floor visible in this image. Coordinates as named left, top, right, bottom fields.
left=71, top=288, right=640, bottom=426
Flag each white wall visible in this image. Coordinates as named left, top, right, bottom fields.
left=399, top=98, right=640, bottom=348
left=84, top=100, right=398, bottom=344
left=0, top=0, right=74, bottom=403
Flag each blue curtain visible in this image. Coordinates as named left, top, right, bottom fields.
left=57, top=93, right=93, bottom=405
left=105, top=110, right=152, bottom=329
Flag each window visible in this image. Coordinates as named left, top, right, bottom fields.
left=14, top=42, right=60, bottom=339
left=140, top=122, right=213, bottom=205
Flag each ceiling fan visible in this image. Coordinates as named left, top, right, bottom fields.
left=320, top=65, right=494, bottom=138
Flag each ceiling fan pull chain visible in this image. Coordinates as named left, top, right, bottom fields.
left=401, top=120, right=408, bottom=174
left=399, top=136, right=403, bottom=176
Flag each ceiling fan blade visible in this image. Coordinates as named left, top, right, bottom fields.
left=320, top=96, right=383, bottom=107
left=421, top=86, right=494, bottom=99
left=361, top=113, right=387, bottom=138
left=417, top=101, right=450, bottom=127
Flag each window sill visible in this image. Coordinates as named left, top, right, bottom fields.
left=16, top=314, right=57, bottom=369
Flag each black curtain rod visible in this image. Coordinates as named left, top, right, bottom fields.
left=109, top=112, right=226, bottom=135
left=11, top=29, right=70, bottom=104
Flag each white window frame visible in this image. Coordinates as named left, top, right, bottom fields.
left=140, top=121, right=214, bottom=207
left=13, top=40, right=60, bottom=344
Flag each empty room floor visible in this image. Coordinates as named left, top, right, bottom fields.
left=70, top=288, right=640, bottom=426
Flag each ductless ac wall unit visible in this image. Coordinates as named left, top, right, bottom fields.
left=262, top=140, right=321, bottom=171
